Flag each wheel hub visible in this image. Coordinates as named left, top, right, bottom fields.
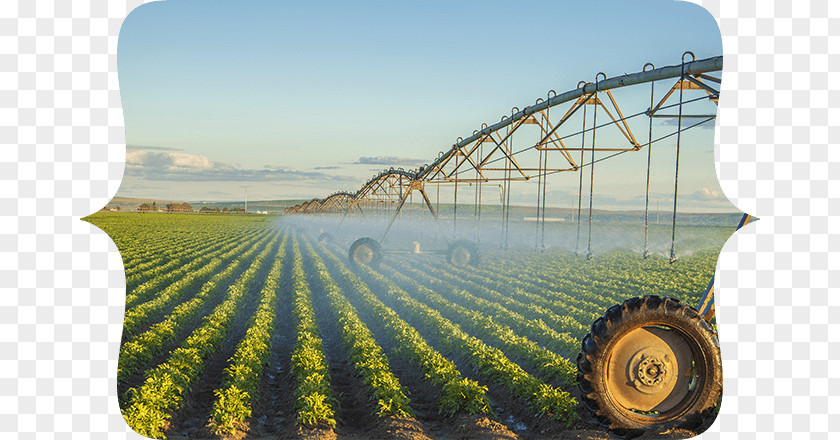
left=606, top=326, right=695, bottom=413
left=450, top=247, right=470, bottom=266
left=353, top=246, right=373, bottom=265
left=637, top=356, right=667, bottom=387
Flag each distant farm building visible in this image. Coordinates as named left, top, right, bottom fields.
left=166, top=203, right=193, bottom=213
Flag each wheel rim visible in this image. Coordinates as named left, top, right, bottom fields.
left=605, top=325, right=698, bottom=417
left=450, top=247, right=471, bottom=266
left=352, top=245, right=374, bottom=265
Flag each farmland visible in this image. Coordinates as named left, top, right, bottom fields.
left=85, top=212, right=731, bottom=440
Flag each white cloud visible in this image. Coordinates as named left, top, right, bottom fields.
left=124, top=147, right=356, bottom=183
left=126, top=150, right=215, bottom=170
left=696, top=187, right=723, bottom=199
left=353, top=156, right=426, bottom=167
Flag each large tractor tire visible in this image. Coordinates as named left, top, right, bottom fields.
left=348, top=237, right=382, bottom=268
left=576, top=296, right=722, bottom=437
left=446, top=240, right=479, bottom=268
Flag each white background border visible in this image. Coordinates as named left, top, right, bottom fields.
left=0, top=0, right=836, bottom=438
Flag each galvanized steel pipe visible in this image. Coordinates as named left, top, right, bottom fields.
left=417, top=55, right=722, bottom=180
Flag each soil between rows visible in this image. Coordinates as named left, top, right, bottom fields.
left=314, top=241, right=704, bottom=440
left=165, top=235, right=285, bottom=438
left=118, top=232, right=278, bottom=403
left=126, top=232, right=705, bottom=440
left=248, top=237, right=299, bottom=438
left=300, top=243, right=382, bottom=436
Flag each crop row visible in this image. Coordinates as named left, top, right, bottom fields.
left=423, top=259, right=604, bottom=324
left=123, top=232, right=211, bottom=276
left=125, top=228, right=267, bottom=307
left=474, top=252, right=619, bottom=307
left=477, top=250, right=715, bottom=308
left=125, top=228, right=257, bottom=292
left=345, top=256, right=578, bottom=424
left=103, top=220, right=205, bottom=270
left=123, top=228, right=240, bottom=278
left=288, top=238, right=336, bottom=427
left=380, top=263, right=578, bottom=383
left=122, top=229, right=272, bottom=337
left=313, top=242, right=493, bottom=418
left=92, top=213, right=271, bottom=273
left=121, top=230, right=282, bottom=439
left=302, top=238, right=414, bottom=419
left=403, top=261, right=588, bottom=346
left=118, top=231, right=279, bottom=386
left=208, top=234, right=289, bottom=437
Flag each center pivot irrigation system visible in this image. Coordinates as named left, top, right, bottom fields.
left=286, top=52, right=749, bottom=434
left=287, top=52, right=725, bottom=266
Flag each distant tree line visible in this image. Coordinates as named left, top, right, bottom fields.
left=134, top=202, right=251, bottom=214
left=199, top=206, right=246, bottom=213
left=137, top=202, right=194, bottom=213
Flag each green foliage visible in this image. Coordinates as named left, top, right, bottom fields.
left=288, top=239, right=337, bottom=428
left=118, top=231, right=275, bottom=385
left=120, top=231, right=282, bottom=439
left=438, top=378, right=492, bottom=418
left=208, top=235, right=288, bottom=437
left=359, top=262, right=580, bottom=426
left=383, top=265, right=578, bottom=385
left=314, top=242, right=493, bottom=418
left=302, top=239, right=414, bottom=419
left=92, top=213, right=726, bottom=437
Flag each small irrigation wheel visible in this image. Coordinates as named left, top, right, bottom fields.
left=446, top=240, right=479, bottom=268
left=577, top=296, right=722, bottom=436
left=348, top=237, right=382, bottom=268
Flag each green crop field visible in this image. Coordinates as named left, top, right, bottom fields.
left=85, top=212, right=731, bottom=440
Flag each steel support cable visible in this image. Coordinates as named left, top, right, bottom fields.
left=534, top=106, right=542, bottom=248
left=470, top=136, right=480, bottom=243
left=477, top=142, right=483, bottom=243
left=587, top=74, right=605, bottom=260
left=538, top=116, right=714, bottom=179
left=576, top=101, right=587, bottom=255
left=534, top=107, right=543, bottom=249
left=482, top=93, right=712, bottom=169
left=536, top=139, right=543, bottom=248
left=475, top=143, right=480, bottom=241
left=541, top=143, right=548, bottom=248
left=504, top=124, right=513, bottom=250
left=643, top=62, right=656, bottom=259
left=436, top=181, right=440, bottom=212
left=503, top=125, right=510, bottom=249
left=453, top=166, right=458, bottom=240
left=507, top=127, right=514, bottom=248
left=670, top=52, right=692, bottom=263
left=543, top=91, right=556, bottom=249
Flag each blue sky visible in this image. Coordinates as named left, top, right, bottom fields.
left=116, top=0, right=733, bottom=211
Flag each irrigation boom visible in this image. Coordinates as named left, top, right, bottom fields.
left=416, top=55, right=722, bottom=181
left=287, top=52, right=723, bottom=261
